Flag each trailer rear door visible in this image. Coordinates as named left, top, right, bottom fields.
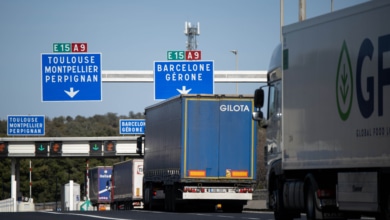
left=183, top=97, right=256, bottom=179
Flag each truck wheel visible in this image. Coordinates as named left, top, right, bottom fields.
left=143, top=184, right=153, bottom=210
left=376, top=191, right=390, bottom=220
left=170, top=186, right=177, bottom=212
left=306, top=185, right=317, bottom=220
left=272, top=189, right=294, bottom=220
left=148, top=190, right=154, bottom=210
left=222, top=203, right=243, bottom=213
left=164, top=186, right=171, bottom=211
left=125, top=202, right=133, bottom=210
left=164, top=185, right=177, bottom=212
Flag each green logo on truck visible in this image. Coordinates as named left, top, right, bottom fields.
left=336, top=35, right=390, bottom=121
left=336, top=41, right=354, bottom=121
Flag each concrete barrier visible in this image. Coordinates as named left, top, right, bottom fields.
left=244, top=200, right=268, bottom=211
left=244, top=189, right=269, bottom=211
left=17, top=199, right=35, bottom=212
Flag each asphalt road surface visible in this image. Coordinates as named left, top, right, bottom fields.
left=0, top=210, right=279, bottom=220
left=0, top=210, right=377, bottom=220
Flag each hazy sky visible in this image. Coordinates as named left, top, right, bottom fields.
left=0, top=0, right=368, bottom=120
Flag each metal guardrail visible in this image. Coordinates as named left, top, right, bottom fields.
left=0, top=198, right=15, bottom=212
left=35, top=201, right=61, bottom=211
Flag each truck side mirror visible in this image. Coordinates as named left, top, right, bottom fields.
left=254, top=89, right=264, bottom=108
left=252, top=111, right=268, bottom=128
left=136, top=135, right=144, bottom=156
left=252, top=111, right=263, bottom=121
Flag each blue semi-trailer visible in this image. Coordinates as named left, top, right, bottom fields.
left=141, top=94, right=257, bottom=212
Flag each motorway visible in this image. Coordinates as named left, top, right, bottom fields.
left=0, top=199, right=375, bottom=220
left=0, top=210, right=277, bottom=220
left=0, top=210, right=376, bottom=220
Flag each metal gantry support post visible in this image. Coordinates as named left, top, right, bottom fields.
left=11, top=158, right=17, bottom=212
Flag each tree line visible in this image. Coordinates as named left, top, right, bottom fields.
left=0, top=112, right=144, bottom=203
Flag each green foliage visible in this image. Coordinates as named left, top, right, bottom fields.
left=0, top=112, right=144, bottom=202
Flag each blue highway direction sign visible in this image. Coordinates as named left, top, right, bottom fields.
left=154, top=60, right=214, bottom=100
left=7, top=115, right=45, bottom=136
left=41, top=53, right=102, bottom=101
left=120, top=119, right=145, bottom=135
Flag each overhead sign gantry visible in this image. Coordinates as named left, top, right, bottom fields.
left=0, top=136, right=143, bottom=158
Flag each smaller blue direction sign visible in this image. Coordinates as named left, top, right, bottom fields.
left=120, top=119, right=145, bottom=135
left=41, top=53, right=102, bottom=101
left=154, top=60, right=214, bottom=100
left=7, top=115, right=45, bottom=136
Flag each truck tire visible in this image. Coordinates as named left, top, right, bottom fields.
left=143, top=192, right=149, bottom=209
left=164, top=185, right=172, bottom=212
left=165, top=185, right=179, bottom=212
left=222, top=203, right=243, bottom=213
left=376, top=191, right=390, bottom=220
left=272, top=189, right=294, bottom=220
left=306, top=184, right=317, bottom=220
left=125, top=201, right=133, bottom=210
left=143, top=183, right=153, bottom=210
left=170, top=186, right=177, bottom=212
left=164, top=188, right=169, bottom=211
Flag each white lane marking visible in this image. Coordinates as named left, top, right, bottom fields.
left=45, top=212, right=134, bottom=220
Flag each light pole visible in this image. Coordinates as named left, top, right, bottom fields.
left=280, top=0, right=283, bottom=42
left=230, top=50, right=238, bottom=94
left=55, top=176, right=58, bottom=211
left=29, top=160, right=32, bottom=199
